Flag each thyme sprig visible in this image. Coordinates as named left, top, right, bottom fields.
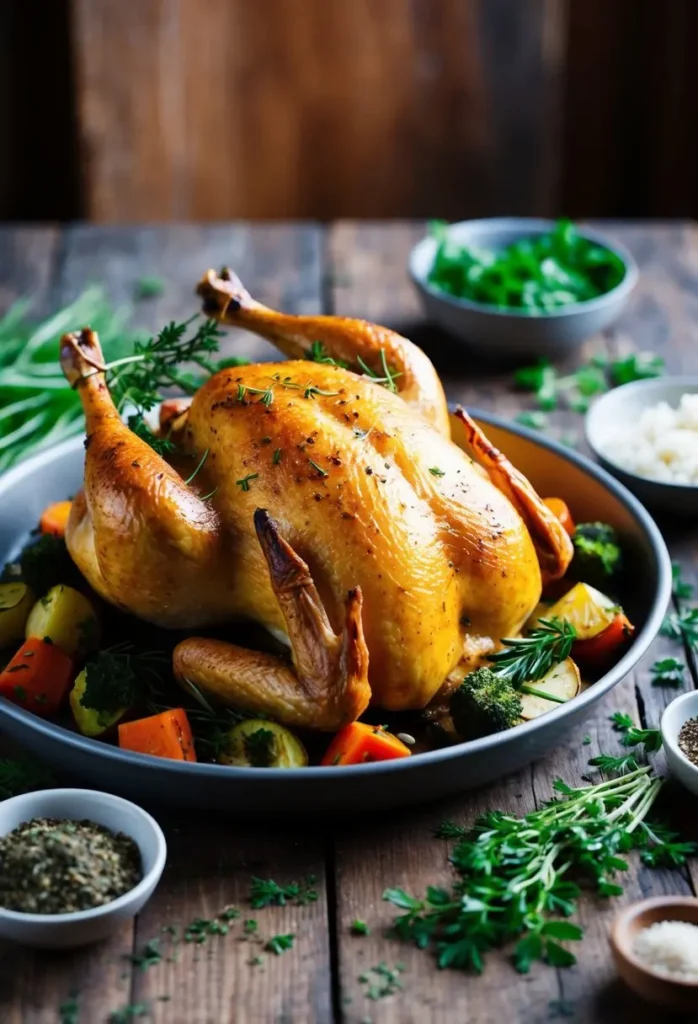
left=385, top=765, right=694, bottom=975
left=357, top=350, right=402, bottom=393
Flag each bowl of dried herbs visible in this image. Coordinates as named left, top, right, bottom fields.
left=0, top=787, right=166, bottom=948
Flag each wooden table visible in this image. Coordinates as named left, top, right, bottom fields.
left=1, top=221, right=697, bottom=1024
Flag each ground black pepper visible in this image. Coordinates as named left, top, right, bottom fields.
left=0, top=817, right=142, bottom=914
left=678, top=716, right=698, bottom=766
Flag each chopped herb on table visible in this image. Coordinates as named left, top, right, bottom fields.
left=264, top=933, right=295, bottom=955
left=351, top=918, right=371, bottom=936
left=134, top=276, right=166, bottom=300
left=384, top=742, right=694, bottom=975
left=0, top=756, right=53, bottom=799
left=650, top=657, right=686, bottom=688
left=610, top=711, right=662, bottom=753
left=358, top=962, right=405, bottom=1001
left=512, top=350, right=664, bottom=419
left=109, top=1003, right=150, bottom=1023
left=427, top=219, right=626, bottom=311
left=249, top=875, right=318, bottom=908
left=59, top=991, right=80, bottom=1024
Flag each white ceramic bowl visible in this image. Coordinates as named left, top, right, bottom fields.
left=661, top=692, right=698, bottom=798
left=586, top=376, right=698, bottom=516
left=0, top=788, right=166, bottom=948
left=409, top=218, right=638, bottom=358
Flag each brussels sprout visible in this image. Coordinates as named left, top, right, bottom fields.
left=218, top=719, right=308, bottom=769
left=69, top=666, right=130, bottom=738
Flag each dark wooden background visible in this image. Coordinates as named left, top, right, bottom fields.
left=2, top=0, right=698, bottom=223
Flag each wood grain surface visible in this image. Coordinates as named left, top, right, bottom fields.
left=69, top=0, right=563, bottom=222
left=0, top=221, right=696, bottom=1024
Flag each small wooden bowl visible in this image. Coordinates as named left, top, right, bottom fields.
left=610, top=897, right=698, bottom=1010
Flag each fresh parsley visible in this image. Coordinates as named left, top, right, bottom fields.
left=249, top=876, right=318, bottom=909
left=650, top=657, right=686, bottom=688
left=264, top=933, right=295, bottom=955
left=610, top=711, right=662, bottom=753
left=385, top=765, right=693, bottom=975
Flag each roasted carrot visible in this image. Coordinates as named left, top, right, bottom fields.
left=0, top=636, right=73, bottom=716
left=573, top=612, right=634, bottom=666
left=118, top=708, right=197, bottom=762
left=543, top=497, right=575, bottom=537
left=39, top=500, right=73, bottom=537
left=321, top=722, right=411, bottom=766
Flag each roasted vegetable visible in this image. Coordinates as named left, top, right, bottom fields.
left=0, top=582, right=34, bottom=648
left=1, top=534, right=80, bottom=597
left=544, top=583, right=618, bottom=642
left=543, top=497, right=575, bottom=537
left=69, top=654, right=135, bottom=737
left=321, top=722, right=412, bottom=766
left=450, top=668, right=523, bottom=741
left=0, top=636, right=73, bottom=716
left=218, top=719, right=308, bottom=769
left=571, top=522, right=622, bottom=588
left=25, top=584, right=99, bottom=658
left=519, top=658, right=581, bottom=720
left=118, top=708, right=197, bottom=761
left=39, top=500, right=73, bottom=537
left=574, top=613, right=634, bottom=667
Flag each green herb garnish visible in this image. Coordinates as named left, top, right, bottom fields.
left=243, top=728, right=276, bottom=768
left=610, top=712, right=662, bottom=753
left=134, top=276, right=166, bottom=300
left=236, top=473, right=259, bottom=492
left=249, top=876, right=318, bottom=908
left=350, top=919, right=371, bottom=936
left=264, top=933, right=295, bottom=955
left=428, top=218, right=625, bottom=312
left=384, top=765, right=694, bottom=975
left=650, top=657, right=686, bottom=688
left=487, top=618, right=576, bottom=689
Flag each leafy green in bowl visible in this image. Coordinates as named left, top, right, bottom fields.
left=428, top=219, right=627, bottom=314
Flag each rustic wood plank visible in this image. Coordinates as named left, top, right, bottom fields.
left=0, top=224, right=135, bottom=1024
left=328, top=220, right=697, bottom=1024
left=130, top=818, right=331, bottom=1024
left=0, top=223, right=331, bottom=1024
left=70, top=0, right=564, bottom=222
left=0, top=226, right=61, bottom=313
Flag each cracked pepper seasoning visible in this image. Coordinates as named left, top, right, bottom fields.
left=0, top=817, right=141, bottom=914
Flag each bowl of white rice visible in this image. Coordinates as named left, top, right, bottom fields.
left=586, top=376, right=698, bottom=515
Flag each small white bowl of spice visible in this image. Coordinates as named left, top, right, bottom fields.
left=611, top=896, right=698, bottom=1010
left=586, top=376, right=698, bottom=515
left=661, top=691, right=698, bottom=798
left=0, top=788, right=166, bottom=949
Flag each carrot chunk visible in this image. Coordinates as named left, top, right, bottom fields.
left=118, top=708, right=197, bottom=762
left=0, top=636, right=73, bottom=716
left=543, top=497, right=575, bottom=537
left=39, top=500, right=73, bottom=537
left=573, top=612, right=634, bottom=666
left=321, top=722, right=411, bottom=766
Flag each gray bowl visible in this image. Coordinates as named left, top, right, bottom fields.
left=0, top=413, right=670, bottom=814
left=586, top=376, right=698, bottom=516
left=409, top=218, right=638, bottom=358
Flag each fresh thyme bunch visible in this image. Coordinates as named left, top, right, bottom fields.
left=385, top=765, right=694, bottom=974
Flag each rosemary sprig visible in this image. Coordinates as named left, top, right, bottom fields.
left=236, top=473, right=258, bottom=492
left=488, top=618, right=576, bottom=689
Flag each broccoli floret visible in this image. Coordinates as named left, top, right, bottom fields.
left=450, top=668, right=522, bottom=741
left=1, top=534, right=81, bottom=596
left=81, top=651, right=137, bottom=717
left=571, top=522, right=622, bottom=588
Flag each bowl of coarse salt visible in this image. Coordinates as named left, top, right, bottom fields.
left=611, top=896, right=698, bottom=1010
left=586, top=376, right=698, bottom=516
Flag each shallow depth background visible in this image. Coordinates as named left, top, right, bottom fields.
left=3, top=0, right=698, bottom=223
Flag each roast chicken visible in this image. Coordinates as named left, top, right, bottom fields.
left=59, top=270, right=573, bottom=730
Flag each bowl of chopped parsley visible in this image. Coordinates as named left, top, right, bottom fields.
left=409, top=218, right=638, bottom=357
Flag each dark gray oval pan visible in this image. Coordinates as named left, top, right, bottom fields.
left=0, top=412, right=671, bottom=814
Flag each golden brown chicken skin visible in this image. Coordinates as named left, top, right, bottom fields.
left=60, top=272, right=572, bottom=730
